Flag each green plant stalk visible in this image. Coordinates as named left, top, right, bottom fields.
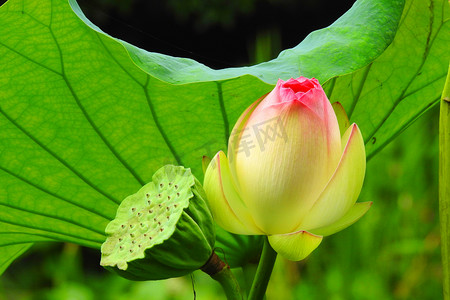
left=248, top=237, right=277, bottom=300
left=201, top=252, right=243, bottom=300
left=241, top=264, right=258, bottom=298
left=211, top=266, right=243, bottom=300
left=440, top=63, right=450, bottom=300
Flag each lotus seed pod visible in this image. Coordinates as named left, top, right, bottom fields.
left=100, top=165, right=215, bottom=280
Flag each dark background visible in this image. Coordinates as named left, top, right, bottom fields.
left=76, top=0, right=354, bottom=68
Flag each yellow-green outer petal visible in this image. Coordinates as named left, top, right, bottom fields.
left=331, top=102, right=350, bottom=137
left=202, top=156, right=211, bottom=175
left=204, top=151, right=262, bottom=235
left=268, top=230, right=322, bottom=261
left=310, top=201, right=372, bottom=236
left=298, top=124, right=366, bottom=231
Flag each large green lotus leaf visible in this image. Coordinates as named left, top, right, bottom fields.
left=0, top=0, right=447, bottom=275
left=323, top=0, right=450, bottom=160
left=0, top=243, right=32, bottom=275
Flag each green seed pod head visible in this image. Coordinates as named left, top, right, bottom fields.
left=100, top=165, right=215, bottom=280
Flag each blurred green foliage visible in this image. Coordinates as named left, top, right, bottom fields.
left=0, top=104, right=441, bottom=300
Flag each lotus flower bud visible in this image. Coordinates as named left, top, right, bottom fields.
left=100, top=165, right=215, bottom=280
left=203, top=77, right=370, bottom=261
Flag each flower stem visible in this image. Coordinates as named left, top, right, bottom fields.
left=241, top=264, right=258, bottom=297
left=201, top=252, right=243, bottom=300
left=440, top=63, right=450, bottom=300
left=248, top=236, right=277, bottom=300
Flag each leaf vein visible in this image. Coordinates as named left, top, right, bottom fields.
left=216, top=81, right=230, bottom=146
left=143, top=76, right=183, bottom=165
left=0, top=231, right=100, bottom=249
left=364, top=7, right=442, bottom=144
left=348, top=62, right=373, bottom=119
left=0, top=164, right=112, bottom=220
left=367, top=95, right=440, bottom=160
left=97, top=33, right=184, bottom=167
left=47, top=28, right=146, bottom=186
left=0, top=202, right=106, bottom=236
left=0, top=218, right=103, bottom=247
left=0, top=40, right=61, bottom=76
left=0, top=106, right=120, bottom=205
